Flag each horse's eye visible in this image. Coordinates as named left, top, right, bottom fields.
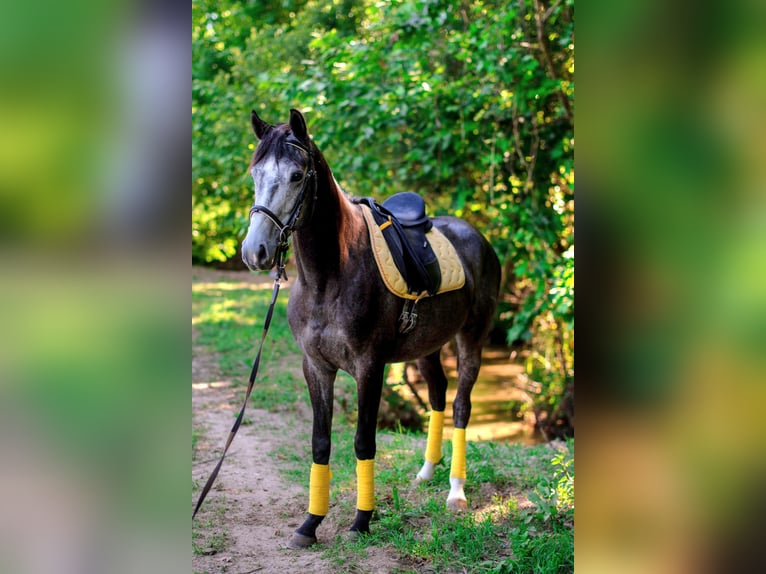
left=290, top=171, right=303, bottom=182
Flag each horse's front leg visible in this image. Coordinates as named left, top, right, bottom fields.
left=288, top=357, right=337, bottom=549
left=349, top=364, right=385, bottom=536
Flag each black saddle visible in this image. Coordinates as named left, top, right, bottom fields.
left=359, top=192, right=442, bottom=296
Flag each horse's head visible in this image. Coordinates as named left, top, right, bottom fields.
left=241, top=109, right=316, bottom=271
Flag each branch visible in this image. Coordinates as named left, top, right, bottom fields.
left=533, top=0, right=573, bottom=125
left=544, top=0, right=564, bottom=21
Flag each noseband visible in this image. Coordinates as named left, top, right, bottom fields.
left=249, top=140, right=317, bottom=277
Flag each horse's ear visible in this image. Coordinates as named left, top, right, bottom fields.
left=251, top=110, right=272, bottom=140
left=289, top=109, right=309, bottom=143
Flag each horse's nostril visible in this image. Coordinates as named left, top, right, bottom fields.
left=242, top=248, right=257, bottom=270
left=257, top=244, right=269, bottom=266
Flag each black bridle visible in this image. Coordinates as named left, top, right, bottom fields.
left=248, top=139, right=317, bottom=279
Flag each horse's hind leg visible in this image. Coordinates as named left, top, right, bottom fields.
left=447, top=333, right=483, bottom=511
left=415, top=350, right=449, bottom=483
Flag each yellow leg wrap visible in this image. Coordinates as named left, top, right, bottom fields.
left=356, top=458, right=375, bottom=511
left=308, top=463, right=331, bottom=516
left=450, top=428, right=467, bottom=479
left=425, top=410, right=445, bottom=464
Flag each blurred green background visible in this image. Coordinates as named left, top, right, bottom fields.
left=0, top=1, right=188, bottom=573
left=577, top=0, right=766, bottom=572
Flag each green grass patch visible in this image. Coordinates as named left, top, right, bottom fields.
left=271, top=428, right=312, bottom=484
left=193, top=280, right=307, bottom=409
left=192, top=521, right=230, bottom=556
left=191, top=496, right=231, bottom=556
left=277, top=425, right=574, bottom=573
left=248, top=367, right=306, bottom=411
left=498, top=522, right=574, bottom=574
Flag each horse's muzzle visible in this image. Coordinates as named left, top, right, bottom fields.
left=241, top=241, right=273, bottom=271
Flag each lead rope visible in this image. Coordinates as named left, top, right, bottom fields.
left=192, top=244, right=289, bottom=519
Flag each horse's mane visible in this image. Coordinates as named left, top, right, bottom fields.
left=329, top=175, right=365, bottom=267
left=249, top=124, right=364, bottom=266
left=313, top=147, right=365, bottom=266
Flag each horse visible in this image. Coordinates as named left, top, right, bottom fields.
left=241, top=109, right=501, bottom=549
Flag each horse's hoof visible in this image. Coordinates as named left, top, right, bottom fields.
left=345, top=529, right=361, bottom=540
left=446, top=498, right=468, bottom=512
left=287, top=532, right=317, bottom=549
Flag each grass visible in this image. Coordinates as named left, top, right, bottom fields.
left=192, top=523, right=230, bottom=556
left=192, top=271, right=574, bottom=573
left=191, top=492, right=231, bottom=556
left=266, top=419, right=574, bottom=573
left=192, top=280, right=300, bottom=381
left=316, top=428, right=573, bottom=574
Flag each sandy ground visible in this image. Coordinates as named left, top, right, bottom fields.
left=192, top=381, right=337, bottom=573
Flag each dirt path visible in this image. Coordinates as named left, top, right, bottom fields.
left=192, top=347, right=337, bottom=573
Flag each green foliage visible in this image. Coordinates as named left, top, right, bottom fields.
left=551, top=447, right=575, bottom=515
left=192, top=526, right=230, bottom=556
left=521, top=243, right=573, bottom=437
left=193, top=0, right=574, bottom=431
left=527, top=442, right=574, bottom=524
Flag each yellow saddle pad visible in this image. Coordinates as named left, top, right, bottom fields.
left=359, top=203, right=466, bottom=300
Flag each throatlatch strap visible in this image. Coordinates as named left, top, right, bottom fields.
left=425, top=410, right=445, bottom=464
left=450, top=428, right=467, bottom=480
left=193, top=275, right=284, bottom=519
left=356, top=459, right=375, bottom=511
left=308, top=463, right=331, bottom=516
